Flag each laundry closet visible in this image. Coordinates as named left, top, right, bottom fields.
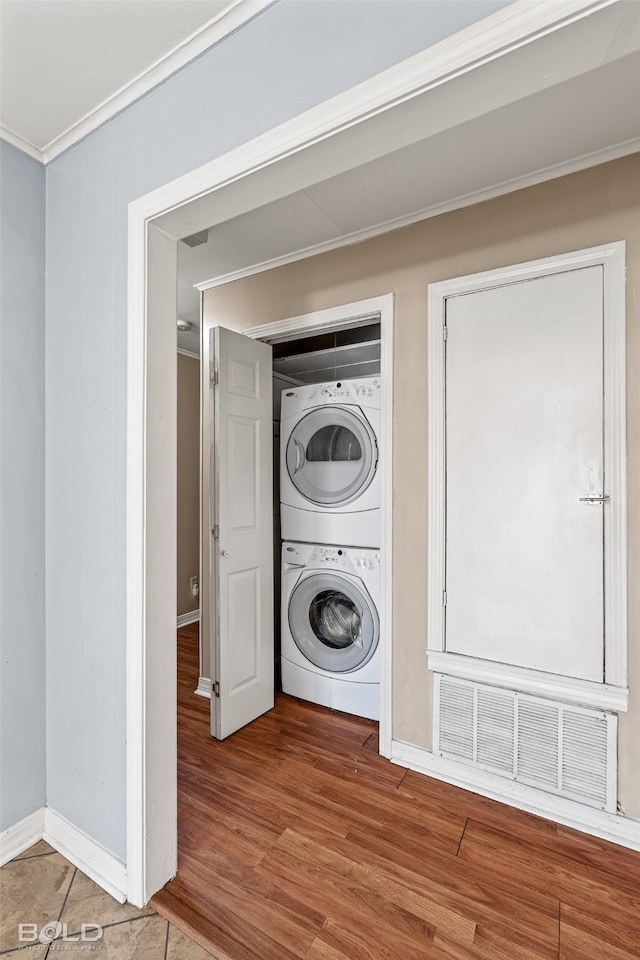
left=198, top=294, right=392, bottom=742
left=271, top=324, right=382, bottom=720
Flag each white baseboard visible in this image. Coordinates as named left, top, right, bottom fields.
left=1, top=806, right=129, bottom=902
left=391, top=740, right=640, bottom=852
left=177, top=609, right=200, bottom=628
left=43, top=808, right=127, bottom=903
left=194, top=676, right=211, bottom=699
left=0, top=807, right=46, bottom=865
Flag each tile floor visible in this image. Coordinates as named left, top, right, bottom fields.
left=0, top=842, right=218, bottom=959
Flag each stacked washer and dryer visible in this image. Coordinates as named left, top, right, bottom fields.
left=279, top=378, right=381, bottom=721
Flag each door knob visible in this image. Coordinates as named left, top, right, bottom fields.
left=221, top=550, right=230, bottom=557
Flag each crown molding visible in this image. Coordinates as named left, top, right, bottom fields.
left=0, top=125, right=44, bottom=164
left=195, top=136, right=640, bottom=292
left=0, top=0, right=623, bottom=169
left=35, top=0, right=274, bottom=164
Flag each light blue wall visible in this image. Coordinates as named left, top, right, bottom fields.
left=0, top=141, right=46, bottom=830
left=45, top=0, right=510, bottom=858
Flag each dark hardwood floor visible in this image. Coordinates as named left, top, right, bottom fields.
left=151, top=625, right=640, bottom=960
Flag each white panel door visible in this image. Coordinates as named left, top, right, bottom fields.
left=445, top=266, right=604, bottom=681
left=210, top=326, right=274, bottom=739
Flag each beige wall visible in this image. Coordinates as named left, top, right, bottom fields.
left=177, top=353, right=200, bottom=618
left=203, top=154, right=640, bottom=818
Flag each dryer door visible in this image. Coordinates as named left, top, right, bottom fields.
left=286, top=406, right=377, bottom=507
left=288, top=572, right=379, bottom=673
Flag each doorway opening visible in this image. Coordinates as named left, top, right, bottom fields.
left=161, top=292, right=394, bottom=950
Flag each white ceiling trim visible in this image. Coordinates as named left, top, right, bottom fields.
left=0, top=124, right=44, bottom=164
left=1, top=0, right=273, bottom=165
left=42, top=0, right=272, bottom=164
left=195, top=134, right=640, bottom=293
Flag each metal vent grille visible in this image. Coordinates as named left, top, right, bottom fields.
left=562, top=710, right=610, bottom=805
left=179, top=229, right=209, bottom=248
left=434, top=675, right=616, bottom=811
left=517, top=699, right=559, bottom=790
left=477, top=687, right=514, bottom=774
left=439, top=679, right=474, bottom=760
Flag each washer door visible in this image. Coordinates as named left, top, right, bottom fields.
left=288, top=572, right=379, bottom=673
left=286, top=406, right=377, bottom=507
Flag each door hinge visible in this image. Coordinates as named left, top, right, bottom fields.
left=443, top=590, right=447, bottom=606
left=212, top=524, right=219, bottom=540
left=212, top=680, right=220, bottom=698
left=210, top=366, right=219, bottom=385
left=443, top=326, right=448, bottom=342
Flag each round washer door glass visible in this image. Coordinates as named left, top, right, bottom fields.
left=288, top=572, right=379, bottom=673
left=286, top=406, right=377, bottom=506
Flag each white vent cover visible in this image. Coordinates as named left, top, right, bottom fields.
left=434, top=674, right=616, bottom=811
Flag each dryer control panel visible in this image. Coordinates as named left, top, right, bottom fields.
left=280, top=377, right=381, bottom=430
left=353, top=379, right=380, bottom=399
left=305, top=378, right=380, bottom=404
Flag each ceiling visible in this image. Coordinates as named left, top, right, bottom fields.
left=176, top=0, right=640, bottom=353
left=0, top=0, right=260, bottom=159
left=1, top=0, right=638, bottom=359
left=0, top=0, right=520, bottom=356
left=0, top=0, right=510, bottom=163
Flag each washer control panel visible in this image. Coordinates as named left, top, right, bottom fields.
left=312, top=546, right=349, bottom=568
left=308, top=545, right=380, bottom=574
left=283, top=543, right=379, bottom=579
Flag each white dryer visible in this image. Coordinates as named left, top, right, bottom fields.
left=280, top=377, right=380, bottom=547
left=281, top=541, right=380, bottom=721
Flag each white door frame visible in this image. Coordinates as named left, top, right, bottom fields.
left=426, top=242, right=628, bottom=710
left=125, top=0, right=621, bottom=906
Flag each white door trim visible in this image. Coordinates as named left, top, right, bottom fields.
left=245, top=295, right=394, bottom=758
left=126, top=0, right=625, bottom=907
left=426, top=242, right=627, bottom=704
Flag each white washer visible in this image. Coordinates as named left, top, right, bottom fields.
left=281, top=541, right=380, bottom=720
left=280, top=377, right=380, bottom=547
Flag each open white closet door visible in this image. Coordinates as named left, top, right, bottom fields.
left=209, top=326, right=274, bottom=739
